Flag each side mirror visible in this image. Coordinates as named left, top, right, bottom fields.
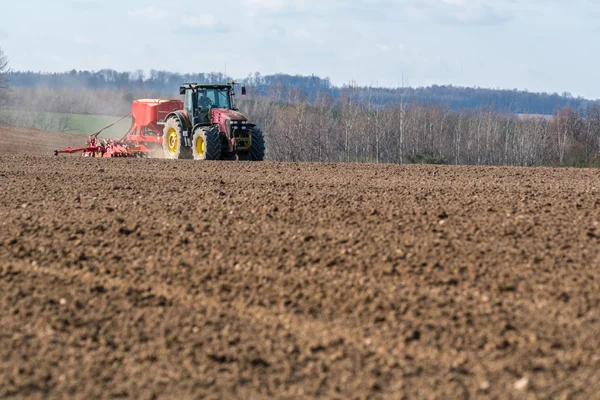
left=179, top=87, right=186, bottom=95
left=241, top=86, right=247, bottom=95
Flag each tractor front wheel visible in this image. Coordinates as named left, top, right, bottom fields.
left=162, top=117, right=191, bottom=159
left=192, top=127, right=221, bottom=160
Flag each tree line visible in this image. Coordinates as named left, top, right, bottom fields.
left=243, top=95, right=600, bottom=167
left=2, top=84, right=599, bottom=167
left=6, top=69, right=596, bottom=115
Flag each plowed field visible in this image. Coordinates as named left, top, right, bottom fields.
left=1, top=126, right=600, bottom=399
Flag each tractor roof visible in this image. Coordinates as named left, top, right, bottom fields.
left=180, top=83, right=232, bottom=91
left=179, top=83, right=234, bottom=95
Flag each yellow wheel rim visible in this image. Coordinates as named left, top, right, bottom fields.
left=196, top=135, right=205, bottom=156
left=167, top=128, right=179, bottom=154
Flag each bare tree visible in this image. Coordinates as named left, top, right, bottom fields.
left=0, top=47, right=9, bottom=112
left=550, top=108, right=581, bottom=165
left=0, top=48, right=7, bottom=83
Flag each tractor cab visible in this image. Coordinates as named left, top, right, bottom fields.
left=180, top=83, right=243, bottom=125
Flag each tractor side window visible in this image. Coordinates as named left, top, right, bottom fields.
left=185, top=90, right=194, bottom=113
left=215, top=89, right=231, bottom=109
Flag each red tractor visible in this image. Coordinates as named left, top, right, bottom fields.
left=163, top=83, right=265, bottom=161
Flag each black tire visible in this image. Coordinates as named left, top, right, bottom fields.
left=237, top=152, right=250, bottom=161
left=192, top=126, right=221, bottom=160
left=222, top=152, right=237, bottom=161
left=249, top=127, right=265, bottom=161
left=162, top=117, right=191, bottom=159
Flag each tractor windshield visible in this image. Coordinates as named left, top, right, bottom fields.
left=198, top=88, right=231, bottom=110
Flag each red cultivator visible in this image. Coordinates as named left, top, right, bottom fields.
left=54, top=135, right=149, bottom=158
left=54, top=99, right=183, bottom=158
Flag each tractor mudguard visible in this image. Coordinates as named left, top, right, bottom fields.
left=165, top=111, right=192, bottom=134
left=191, top=123, right=213, bottom=134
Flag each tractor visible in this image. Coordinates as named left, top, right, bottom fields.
left=54, top=82, right=264, bottom=161
left=162, top=83, right=265, bottom=161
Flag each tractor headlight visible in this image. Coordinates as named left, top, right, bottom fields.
left=242, top=121, right=247, bottom=124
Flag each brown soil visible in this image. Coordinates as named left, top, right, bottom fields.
left=0, top=126, right=84, bottom=157
left=1, top=126, right=600, bottom=399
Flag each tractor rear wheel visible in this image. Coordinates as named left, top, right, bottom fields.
left=192, top=126, right=221, bottom=160
left=163, top=117, right=191, bottom=159
left=249, top=127, right=265, bottom=161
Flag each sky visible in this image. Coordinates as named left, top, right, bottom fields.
left=1, top=0, right=600, bottom=98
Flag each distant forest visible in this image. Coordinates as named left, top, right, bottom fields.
left=7, top=69, right=595, bottom=115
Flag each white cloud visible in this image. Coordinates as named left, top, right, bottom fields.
left=243, top=0, right=288, bottom=12
left=72, top=36, right=94, bottom=45
left=127, top=7, right=169, bottom=22
left=127, top=8, right=223, bottom=32
left=241, top=0, right=335, bottom=15
left=408, top=0, right=512, bottom=25
left=292, top=28, right=325, bottom=46
left=293, top=28, right=312, bottom=40
left=181, top=15, right=217, bottom=29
